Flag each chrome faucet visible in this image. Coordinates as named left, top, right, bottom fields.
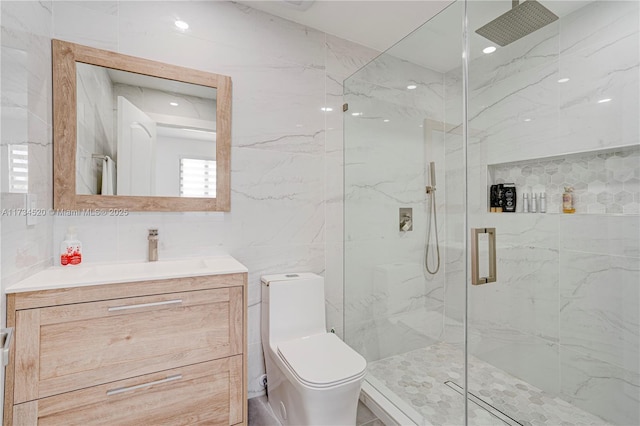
left=148, top=229, right=158, bottom=262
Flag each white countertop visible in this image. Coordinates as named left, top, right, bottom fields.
left=5, top=255, right=248, bottom=293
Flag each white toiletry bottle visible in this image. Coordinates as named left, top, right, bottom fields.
left=523, top=193, right=529, bottom=213
left=60, top=226, right=82, bottom=266
left=540, top=192, right=547, bottom=213
left=530, top=193, right=537, bottom=213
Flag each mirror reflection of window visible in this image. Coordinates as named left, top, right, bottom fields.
left=180, top=158, right=216, bottom=198
left=8, top=144, right=28, bottom=193
left=156, top=125, right=216, bottom=197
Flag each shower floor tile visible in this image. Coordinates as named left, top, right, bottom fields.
left=367, top=342, right=609, bottom=426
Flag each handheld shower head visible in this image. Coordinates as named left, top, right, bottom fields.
left=475, top=0, right=558, bottom=47
left=429, top=162, right=436, bottom=188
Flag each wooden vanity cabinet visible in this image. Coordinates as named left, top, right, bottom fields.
left=3, top=273, right=247, bottom=425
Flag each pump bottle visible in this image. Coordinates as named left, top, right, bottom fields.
left=60, top=226, right=82, bottom=266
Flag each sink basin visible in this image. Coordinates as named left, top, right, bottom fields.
left=93, top=257, right=210, bottom=279
left=6, top=256, right=248, bottom=293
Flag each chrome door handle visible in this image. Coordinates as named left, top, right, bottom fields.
left=106, top=374, right=182, bottom=396
left=1, top=328, right=13, bottom=367
left=108, top=299, right=182, bottom=312
left=471, top=227, right=496, bottom=285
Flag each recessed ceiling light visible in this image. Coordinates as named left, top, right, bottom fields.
left=598, top=98, right=612, bottom=104
left=407, top=84, right=417, bottom=90
left=483, top=46, right=497, bottom=54
left=523, top=118, right=532, bottom=122
left=321, top=107, right=333, bottom=112
left=352, top=112, right=363, bottom=116
left=557, top=78, right=570, bottom=83
left=169, top=102, right=179, bottom=106
left=175, top=20, right=189, bottom=30
left=383, top=119, right=390, bottom=123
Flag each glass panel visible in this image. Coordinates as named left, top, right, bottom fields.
left=467, top=1, right=639, bottom=425
left=343, top=2, right=467, bottom=424
left=344, top=1, right=639, bottom=424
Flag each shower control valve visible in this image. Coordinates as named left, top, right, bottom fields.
left=399, top=208, right=413, bottom=232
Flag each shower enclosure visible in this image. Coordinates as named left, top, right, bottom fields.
left=343, top=1, right=639, bottom=425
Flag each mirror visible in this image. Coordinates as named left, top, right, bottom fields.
left=53, top=39, right=232, bottom=211
left=76, top=63, right=218, bottom=198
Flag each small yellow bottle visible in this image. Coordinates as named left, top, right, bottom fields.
left=563, top=186, right=575, bottom=214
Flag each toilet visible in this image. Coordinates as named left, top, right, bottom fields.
left=261, top=273, right=367, bottom=425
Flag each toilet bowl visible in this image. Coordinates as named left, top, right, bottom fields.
left=261, top=273, right=367, bottom=425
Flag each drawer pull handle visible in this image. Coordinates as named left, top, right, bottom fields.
left=1, top=328, right=13, bottom=367
left=106, top=374, right=182, bottom=396
left=108, top=299, right=183, bottom=312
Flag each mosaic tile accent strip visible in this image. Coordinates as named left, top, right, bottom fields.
left=367, top=342, right=609, bottom=426
left=490, top=146, right=640, bottom=214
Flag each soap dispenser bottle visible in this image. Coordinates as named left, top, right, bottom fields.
left=563, top=187, right=575, bottom=214
left=60, top=226, right=82, bottom=266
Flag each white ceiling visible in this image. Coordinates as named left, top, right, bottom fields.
left=235, top=0, right=453, bottom=52
left=237, top=0, right=594, bottom=72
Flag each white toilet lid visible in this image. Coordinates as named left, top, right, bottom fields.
left=277, top=333, right=367, bottom=388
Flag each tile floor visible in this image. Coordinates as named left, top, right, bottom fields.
left=368, top=341, right=610, bottom=426
left=249, top=342, right=611, bottom=425
left=248, top=395, right=382, bottom=426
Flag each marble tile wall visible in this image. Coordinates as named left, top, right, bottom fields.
left=1, top=2, right=55, bottom=419
left=1, top=1, right=55, bottom=292
left=1, top=0, right=380, bottom=402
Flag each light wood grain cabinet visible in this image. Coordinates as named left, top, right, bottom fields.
left=4, top=273, right=247, bottom=425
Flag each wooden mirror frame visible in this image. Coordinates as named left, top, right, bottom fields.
left=52, top=39, right=231, bottom=212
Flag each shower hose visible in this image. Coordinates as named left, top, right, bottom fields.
left=425, top=189, right=440, bottom=275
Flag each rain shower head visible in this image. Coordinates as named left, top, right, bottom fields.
left=475, top=0, right=558, bottom=47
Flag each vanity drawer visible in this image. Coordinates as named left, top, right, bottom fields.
left=13, top=287, right=243, bottom=403
left=13, top=356, right=244, bottom=425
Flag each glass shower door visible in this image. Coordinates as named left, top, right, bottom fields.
left=343, top=2, right=469, bottom=425
left=465, top=1, right=640, bottom=425
left=343, top=1, right=639, bottom=425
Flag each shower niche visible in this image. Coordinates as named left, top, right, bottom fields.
left=488, top=145, right=640, bottom=215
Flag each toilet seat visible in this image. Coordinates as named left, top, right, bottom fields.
left=276, top=333, right=366, bottom=389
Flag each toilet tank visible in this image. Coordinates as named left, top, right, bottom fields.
left=261, top=273, right=327, bottom=345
